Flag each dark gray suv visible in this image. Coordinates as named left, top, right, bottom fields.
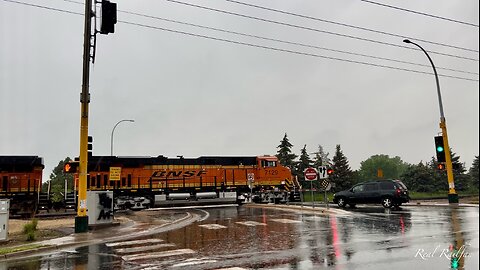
left=333, top=179, right=410, bottom=208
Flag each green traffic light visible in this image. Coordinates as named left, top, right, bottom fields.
left=451, top=257, right=459, bottom=269
left=437, top=146, right=444, bottom=152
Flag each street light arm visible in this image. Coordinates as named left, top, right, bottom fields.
left=403, top=39, right=444, bottom=119
left=110, top=119, right=135, bottom=156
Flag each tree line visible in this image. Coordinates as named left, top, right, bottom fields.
left=276, top=133, right=479, bottom=193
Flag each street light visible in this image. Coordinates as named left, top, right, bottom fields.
left=110, top=119, right=134, bottom=156
left=403, top=39, right=458, bottom=204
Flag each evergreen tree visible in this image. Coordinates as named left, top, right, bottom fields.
left=312, top=144, right=330, bottom=168
left=276, top=133, right=298, bottom=170
left=401, top=162, right=437, bottom=192
left=330, top=145, right=354, bottom=191
left=468, top=156, right=479, bottom=190
left=296, top=145, right=313, bottom=184
left=431, top=150, right=469, bottom=191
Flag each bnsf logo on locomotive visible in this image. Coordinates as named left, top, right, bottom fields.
left=151, top=170, right=207, bottom=181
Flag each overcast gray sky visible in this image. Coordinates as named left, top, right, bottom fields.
left=1, top=0, right=478, bottom=180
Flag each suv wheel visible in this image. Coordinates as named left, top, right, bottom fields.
left=381, top=197, right=393, bottom=208
left=337, top=197, right=346, bottom=208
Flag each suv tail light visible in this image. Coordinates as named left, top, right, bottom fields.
left=396, top=188, right=402, bottom=195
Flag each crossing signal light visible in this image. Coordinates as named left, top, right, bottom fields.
left=437, top=163, right=445, bottom=171
left=63, top=161, right=79, bottom=173
left=100, top=0, right=117, bottom=35
left=434, top=136, right=446, bottom=163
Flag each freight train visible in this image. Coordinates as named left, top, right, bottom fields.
left=65, top=155, right=301, bottom=209
left=0, top=156, right=44, bottom=216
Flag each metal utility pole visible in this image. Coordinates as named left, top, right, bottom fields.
left=403, top=39, right=458, bottom=204
left=75, top=0, right=94, bottom=233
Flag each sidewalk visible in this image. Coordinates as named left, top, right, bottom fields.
left=1, top=211, right=195, bottom=261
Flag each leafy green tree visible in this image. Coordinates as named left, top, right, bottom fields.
left=330, top=145, right=354, bottom=191
left=43, top=158, right=74, bottom=203
left=401, top=162, right=437, bottom=192
left=276, top=133, right=298, bottom=171
left=296, top=145, right=313, bottom=184
left=468, top=156, right=479, bottom=191
left=312, top=144, right=330, bottom=168
left=358, top=155, right=408, bottom=181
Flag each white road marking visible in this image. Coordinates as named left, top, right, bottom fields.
left=270, top=218, right=302, bottom=224
left=213, top=268, right=249, bottom=270
left=114, top=243, right=176, bottom=254
left=105, top=238, right=164, bottom=247
left=172, top=258, right=218, bottom=267
left=235, top=221, right=266, bottom=226
left=199, top=224, right=227, bottom=230
left=198, top=209, right=210, bottom=221
left=122, top=249, right=196, bottom=261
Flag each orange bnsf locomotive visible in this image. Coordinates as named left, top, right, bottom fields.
left=67, top=155, right=300, bottom=209
left=0, top=156, right=44, bottom=215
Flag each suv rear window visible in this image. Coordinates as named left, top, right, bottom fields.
left=394, top=180, right=408, bottom=190
left=378, top=182, right=395, bottom=190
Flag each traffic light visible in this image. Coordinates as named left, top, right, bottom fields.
left=327, top=168, right=334, bottom=175
left=434, top=136, right=446, bottom=163
left=63, top=161, right=79, bottom=173
left=88, top=136, right=93, bottom=157
left=100, top=0, right=117, bottom=35
left=437, top=163, right=446, bottom=171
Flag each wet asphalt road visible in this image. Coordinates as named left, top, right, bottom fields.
left=1, top=205, right=479, bottom=270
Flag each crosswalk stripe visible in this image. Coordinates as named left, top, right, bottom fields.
left=199, top=224, right=227, bottom=230
left=106, top=239, right=164, bottom=247
left=271, top=218, right=302, bottom=224
left=235, top=221, right=266, bottom=227
left=122, top=249, right=196, bottom=261
left=114, top=243, right=176, bottom=254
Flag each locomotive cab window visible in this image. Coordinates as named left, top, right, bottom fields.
left=261, top=160, right=277, bottom=167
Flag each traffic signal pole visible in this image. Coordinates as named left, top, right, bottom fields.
left=403, top=39, right=458, bottom=204
left=441, top=118, right=458, bottom=203
left=75, top=0, right=94, bottom=233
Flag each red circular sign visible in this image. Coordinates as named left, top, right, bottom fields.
left=304, top=167, right=317, bottom=180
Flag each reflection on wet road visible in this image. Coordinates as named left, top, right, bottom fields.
left=2, top=205, right=479, bottom=270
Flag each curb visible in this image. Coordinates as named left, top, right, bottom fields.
left=1, top=212, right=193, bottom=261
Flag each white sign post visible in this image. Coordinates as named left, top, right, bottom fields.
left=304, top=168, right=318, bottom=208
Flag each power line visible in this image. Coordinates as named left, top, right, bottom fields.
left=226, top=0, right=479, bottom=53
left=164, top=0, right=478, bottom=62
left=116, top=8, right=477, bottom=76
left=3, top=0, right=82, bottom=15
left=60, top=0, right=479, bottom=75
left=361, top=0, right=479, bottom=28
left=3, top=0, right=478, bottom=82
left=118, top=20, right=478, bottom=82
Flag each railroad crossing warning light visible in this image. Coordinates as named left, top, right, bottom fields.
left=100, top=0, right=117, bottom=35
left=63, top=161, right=79, bottom=173
left=327, top=168, right=334, bottom=175
left=437, top=163, right=446, bottom=171
left=434, top=136, right=446, bottom=163
left=88, top=136, right=93, bottom=157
